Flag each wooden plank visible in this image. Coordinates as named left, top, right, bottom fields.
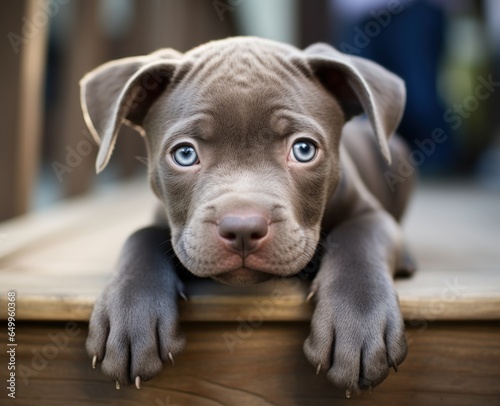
left=1, top=270, right=499, bottom=322
left=3, top=321, right=500, bottom=405
left=0, top=179, right=155, bottom=261
left=0, top=2, right=23, bottom=220
left=0, top=0, right=48, bottom=220
left=0, top=182, right=499, bottom=322
left=402, top=182, right=500, bottom=272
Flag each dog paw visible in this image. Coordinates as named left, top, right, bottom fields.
left=395, top=245, right=418, bottom=277
left=86, top=282, right=185, bottom=387
left=303, top=280, right=407, bottom=394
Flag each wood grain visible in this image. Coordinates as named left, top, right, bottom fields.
left=17, top=0, right=48, bottom=215
left=1, top=272, right=500, bottom=323
left=54, top=0, right=103, bottom=197
left=0, top=0, right=47, bottom=220
left=1, top=322, right=499, bottom=405
left=0, top=181, right=499, bottom=322
left=0, top=182, right=498, bottom=404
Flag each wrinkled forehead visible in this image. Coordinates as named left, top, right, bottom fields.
left=159, top=50, right=318, bottom=139
left=182, top=38, right=310, bottom=87
left=162, top=103, right=326, bottom=146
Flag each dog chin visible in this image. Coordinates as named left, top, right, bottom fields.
left=211, top=268, right=274, bottom=286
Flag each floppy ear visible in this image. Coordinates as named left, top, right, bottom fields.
left=303, top=43, right=406, bottom=164
left=80, top=48, right=182, bottom=173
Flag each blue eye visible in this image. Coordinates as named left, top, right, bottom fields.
left=291, top=140, right=317, bottom=162
left=172, top=145, right=198, bottom=166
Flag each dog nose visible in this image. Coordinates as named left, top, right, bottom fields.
left=218, top=215, right=269, bottom=254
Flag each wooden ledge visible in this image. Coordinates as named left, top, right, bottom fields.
left=1, top=179, right=499, bottom=322
left=1, top=271, right=499, bottom=322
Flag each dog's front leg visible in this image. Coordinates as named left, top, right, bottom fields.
left=86, top=227, right=185, bottom=388
left=304, top=210, right=408, bottom=395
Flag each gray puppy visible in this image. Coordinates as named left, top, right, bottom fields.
left=81, top=37, right=414, bottom=394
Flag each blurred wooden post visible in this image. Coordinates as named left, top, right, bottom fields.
left=0, top=0, right=48, bottom=220
left=298, top=0, right=330, bottom=47
left=55, top=0, right=105, bottom=197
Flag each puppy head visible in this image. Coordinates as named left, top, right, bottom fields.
left=80, top=37, right=405, bottom=285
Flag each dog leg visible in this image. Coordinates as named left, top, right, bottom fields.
left=395, top=244, right=418, bottom=277
left=304, top=210, right=408, bottom=394
left=86, top=227, right=185, bottom=387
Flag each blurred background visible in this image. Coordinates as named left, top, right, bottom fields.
left=1, top=0, right=499, bottom=221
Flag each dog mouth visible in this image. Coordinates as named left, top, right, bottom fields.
left=211, top=267, right=274, bottom=286
left=173, top=219, right=320, bottom=285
